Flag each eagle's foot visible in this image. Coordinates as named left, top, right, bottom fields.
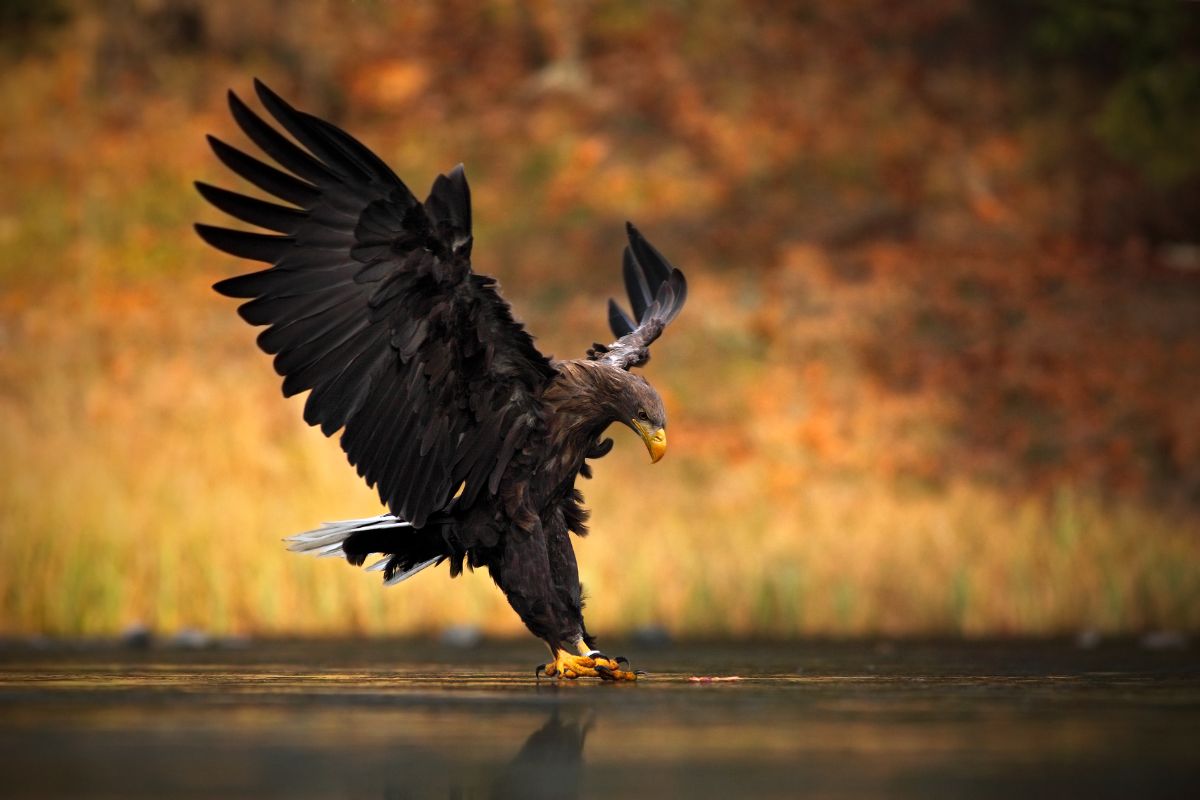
left=537, top=649, right=637, bottom=681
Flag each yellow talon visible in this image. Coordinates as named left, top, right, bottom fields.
left=542, top=648, right=637, bottom=681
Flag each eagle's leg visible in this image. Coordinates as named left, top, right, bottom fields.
left=539, top=523, right=636, bottom=681
left=494, top=518, right=637, bottom=681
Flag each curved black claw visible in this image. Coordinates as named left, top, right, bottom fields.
left=595, top=664, right=615, bottom=681
left=535, top=663, right=549, bottom=681
left=614, top=656, right=630, bottom=666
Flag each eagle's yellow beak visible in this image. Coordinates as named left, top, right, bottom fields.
left=633, top=419, right=667, bottom=463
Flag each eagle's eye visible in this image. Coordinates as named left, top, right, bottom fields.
left=637, top=409, right=648, bottom=421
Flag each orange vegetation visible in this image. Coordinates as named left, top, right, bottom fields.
left=0, top=2, right=1197, bottom=637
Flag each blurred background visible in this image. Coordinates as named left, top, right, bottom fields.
left=1, top=0, right=1197, bottom=640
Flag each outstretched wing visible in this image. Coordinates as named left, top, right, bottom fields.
left=588, top=222, right=688, bottom=370
left=197, top=79, right=556, bottom=527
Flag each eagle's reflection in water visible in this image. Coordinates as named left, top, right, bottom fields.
left=489, top=711, right=593, bottom=800
left=381, top=710, right=592, bottom=800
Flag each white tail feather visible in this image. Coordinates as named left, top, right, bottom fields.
left=284, top=514, right=412, bottom=557
left=283, top=514, right=441, bottom=586
left=316, top=542, right=345, bottom=558
left=321, top=514, right=394, bottom=527
left=384, top=557, right=442, bottom=586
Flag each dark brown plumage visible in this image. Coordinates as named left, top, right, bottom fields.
left=197, top=80, right=686, bottom=679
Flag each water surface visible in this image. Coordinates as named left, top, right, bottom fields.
left=1, top=639, right=1196, bottom=798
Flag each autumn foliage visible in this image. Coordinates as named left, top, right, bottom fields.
left=1, top=1, right=1197, bottom=638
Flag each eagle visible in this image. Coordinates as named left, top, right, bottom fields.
left=196, top=81, right=686, bottom=681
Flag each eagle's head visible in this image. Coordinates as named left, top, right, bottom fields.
left=611, top=372, right=668, bottom=463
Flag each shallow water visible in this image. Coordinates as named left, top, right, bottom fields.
left=0, top=639, right=1196, bottom=798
